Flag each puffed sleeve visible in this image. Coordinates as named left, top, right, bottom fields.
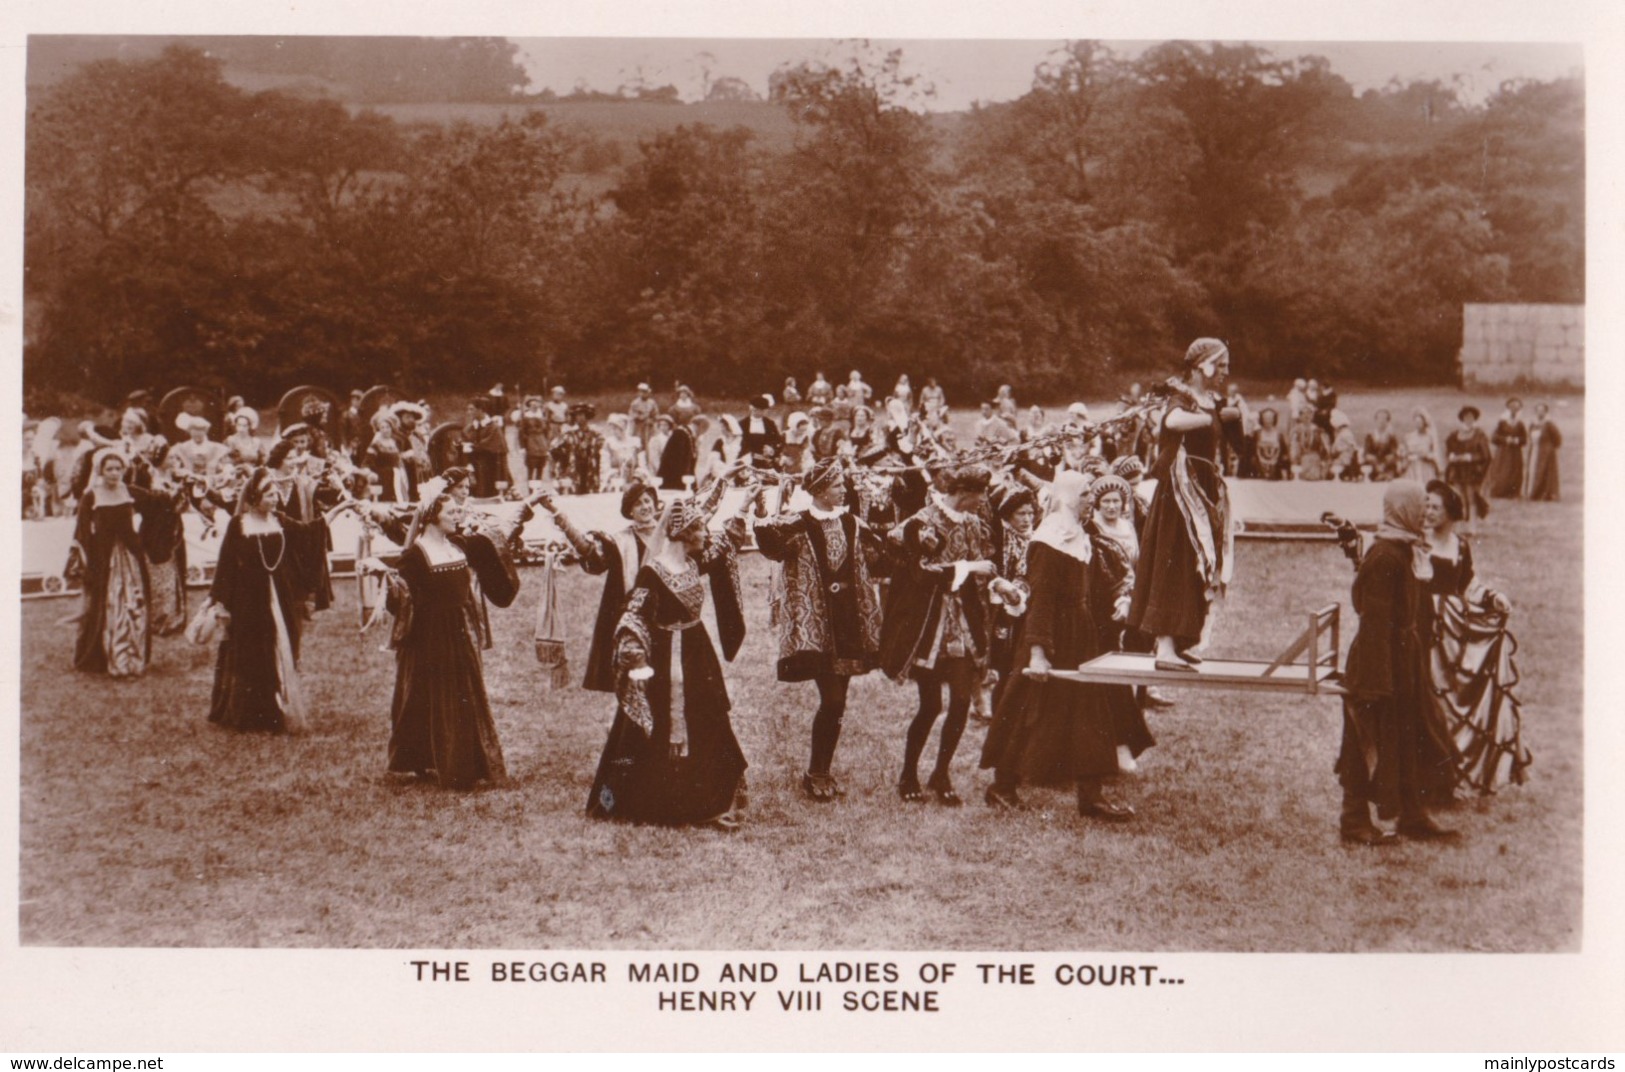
left=382, top=548, right=418, bottom=650
left=457, top=531, right=520, bottom=609
left=751, top=514, right=802, bottom=562
left=208, top=515, right=242, bottom=612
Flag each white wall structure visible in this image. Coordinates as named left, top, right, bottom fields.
left=1460, top=303, right=1584, bottom=387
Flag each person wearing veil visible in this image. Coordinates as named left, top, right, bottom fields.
left=587, top=479, right=752, bottom=829
left=70, top=449, right=182, bottom=677
left=365, top=476, right=522, bottom=789
left=1402, top=408, right=1443, bottom=483
left=980, top=470, right=1140, bottom=821
left=203, top=467, right=344, bottom=733
left=1525, top=403, right=1562, bottom=501
left=1335, top=480, right=1460, bottom=845
left=1126, top=337, right=1236, bottom=672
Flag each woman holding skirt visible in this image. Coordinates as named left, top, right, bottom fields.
left=71, top=449, right=175, bottom=678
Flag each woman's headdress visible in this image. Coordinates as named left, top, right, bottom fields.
left=1184, top=337, right=1229, bottom=370
left=236, top=466, right=280, bottom=516
left=1089, top=474, right=1133, bottom=506
left=1110, top=455, right=1146, bottom=481
left=1031, top=469, right=1093, bottom=562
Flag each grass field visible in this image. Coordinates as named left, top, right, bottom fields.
left=17, top=391, right=1583, bottom=951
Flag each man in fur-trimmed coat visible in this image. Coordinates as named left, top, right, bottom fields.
left=753, top=457, right=886, bottom=801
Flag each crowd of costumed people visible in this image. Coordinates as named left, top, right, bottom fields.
left=30, top=338, right=1537, bottom=841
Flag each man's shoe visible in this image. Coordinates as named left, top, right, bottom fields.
left=1397, top=815, right=1461, bottom=841
left=1340, top=824, right=1399, bottom=847
left=1080, top=799, right=1135, bottom=822
left=1154, top=659, right=1199, bottom=673
left=984, top=785, right=1023, bottom=810
left=802, top=772, right=841, bottom=802
left=926, top=773, right=963, bottom=807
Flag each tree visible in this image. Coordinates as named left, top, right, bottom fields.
left=761, top=47, right=941, bottom=378
left=1135, top=42, right=1352, bottom=255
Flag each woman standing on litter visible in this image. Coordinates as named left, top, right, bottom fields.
left=1126, top=337, right=1234, bottom=672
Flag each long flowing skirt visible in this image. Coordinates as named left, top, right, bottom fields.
left=97, top=545, right=150, bottom=678
left=588, top=627, right=746, bottom=826
left=1487, top=447, right=1525, bottom=499
left=147, top=547, right=188, bottom=637
left=210, top=577, right=307, bottom=733
left=1429, top=599, right=1532, bottom=796
left=388, top=623, right=506, bottom=789
left=1527, top=444, right=1560, bottom=501
left=981, top=675, right=1131, bottom=785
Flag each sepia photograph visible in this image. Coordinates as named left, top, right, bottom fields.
left=2, top=1, right=1621, bottom=1056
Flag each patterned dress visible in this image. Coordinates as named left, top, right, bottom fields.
left=1425, top=537, right=1532, bottom=796
left=587, top=533, right=748, bottom=826
left=72, top=487, right=165, bottom=677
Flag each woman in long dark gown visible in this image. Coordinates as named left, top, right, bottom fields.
left=1486, top=397, right=1529, bottom=499
left=205, top=467, right=334, bottom=733
left=587, top=491, right=750, bottom=829
left=537, top=480, right=662, bottom=692
left=981, top=470, right=1139, bottom=820
left=1444, top=405, right=1493, bottom=526
left=370, top=482, right=521, bottom=789
left=1126, top=337, right=1235, bottom=671
left=1421, top=481, right=1531, bottom=797
left=1526, top=403, right=1562, bottom=501
left=71, top=449, right=175, bottom=677
left=1335, top=481, right=1460, bottom=845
